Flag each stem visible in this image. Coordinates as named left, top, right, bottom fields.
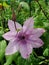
left=10, top=1, right=17, bottom=30
left=0, top=2, right=5, bottom=32
left=35, top=0, right=49, bottom=20
left=39, top=59, right=49, bottom=65
left=14, top=22, right=17, bottom=30
left=17, top=4, right=22, bottom=15
left=11, top=8, right=17, bottom=30
left=0, top=10, right=4, bottom=31
left=29, top=0, right=32, bottom=17
left=33, top=51, right=38, bottom=58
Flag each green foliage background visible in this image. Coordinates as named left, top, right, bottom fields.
left=0, top=0, right=49, bottom=65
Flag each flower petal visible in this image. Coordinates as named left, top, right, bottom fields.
left=3, top=31, right=17, bottom=41
left=16, top=22, right=22, bottom=30
left=23, top=17, right=34, bottom=32
left=27, top=28, right=45, bottom=37
left=19, top=43, right=32, bottom=59
left=27, top=41, right=33, bottom=55
left=8, top=20, right=16, bottom=31
left=28, top=37, right=44, bottom=48
left=19, top=43, right=29, bottom=59
left=5, top=40, right=19, bottom=55
left=8, top=20, right=22, bottom=31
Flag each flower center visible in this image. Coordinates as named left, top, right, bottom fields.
left=17, top=31, right=29, bottom=42
left=21, top=36, right=25, bottom=40
left=18, top=35, right=25, bottom=41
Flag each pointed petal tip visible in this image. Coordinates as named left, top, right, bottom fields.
left=23, top=17, right=34, bottom=32
left=43, top=29, right=46, bottom=32
left=8, top=20, right=12, bottom=24
left=5, top=49, right=13, bottom=55
left=5, top=53, right=9, bottom=55
left=2, top=31, right=16, bottom=41
left=5, top=52, right=12, bottom=55
left=42, top=29, right=45, bottom=33
left=21, top=54, right=29, bottom=59
left=5, top=51, right=14, bottom=55
left=27, top=17, right=34, bottom=21
left=2, top=34, right=6, bottom=40
left=8, top=20, right=16, bottom=31
left=2, top=34, right=4, bottom=38
left=37, top=28, right=45, bottom=33
left=5, top=50, right=16, bottom=55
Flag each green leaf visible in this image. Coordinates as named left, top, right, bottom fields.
left=4, top=52, right=19, bottom=65
left=45, top=0, right=49, bottom=5
left=0, top=40, right=7, bottom=61
left=6, top=0, right=11, bottom=5
left=0, top=2, right=10, bottom=8
left=0, top=30, right=4, bottom=41
left=38, top=56, right=45, bottom=60
left=0, top=30, right=4, bottom=36
left=43, top=22, right=49, bottom=29
left=4, top=55, right=13, bottom=65
left=43, top=48, right=49, bottom=56
left=16, top=56, right=25, bottom=65
left=19, top=2, right=30, bottom=11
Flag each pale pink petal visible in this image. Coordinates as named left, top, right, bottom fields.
left=3, top=31, right=17, bottom=40
left=23, top=17, right=34, bottom=32
left=27, top=42, right=33, bottom=55
left=28, top=37, right=44, bottom=48
left=19, top=43, right=29, bottom=59
left=5, top=40, right=19, bottom=55
left=8, top=20, right=22, bottom=31
left=19, top=43, right=32, bottom=59
left=16, top=22, right=22, bottom=30
left=32, top=28, right=45, bottom=37
left=26, top=28, right=45, bottom=37
left=8, top=20, right=16, bottom=31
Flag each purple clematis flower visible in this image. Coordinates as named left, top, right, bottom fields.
left=3, top=17, right=45, bottom=59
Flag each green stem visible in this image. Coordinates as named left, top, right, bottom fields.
left=29, top=0, right=32, bottom=17
left=35, top=0, right=49, bottom=20
left=0, top=2, right=5, bottom=32
left=0, top=10, right=4, bottom=31
left=33, top=51, right=38, bottom=58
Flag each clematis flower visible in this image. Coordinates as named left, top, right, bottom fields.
left=3, top=17, right=45, bottom=59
